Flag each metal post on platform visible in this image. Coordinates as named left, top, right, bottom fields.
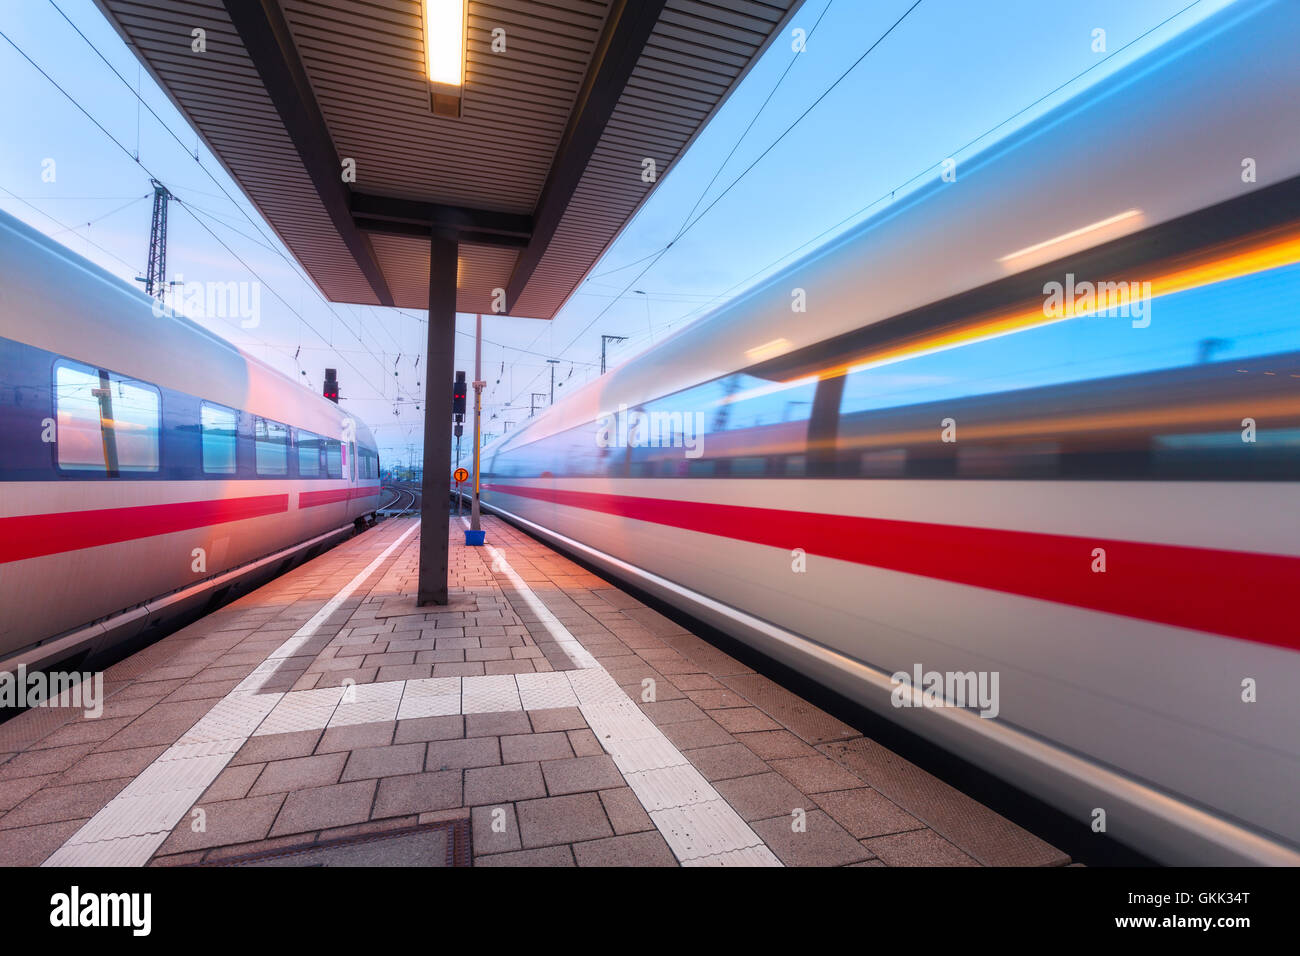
left=470, top=312, right=484, bottom=537
left=454, top=421, right=463, bottom=517
left=418, top=230, right=458, bottom=605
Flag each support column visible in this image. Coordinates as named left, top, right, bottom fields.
left=418, top=230, right=458, bottom=605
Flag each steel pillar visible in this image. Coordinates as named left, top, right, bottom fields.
left=417, top=231, right=458, bottom=605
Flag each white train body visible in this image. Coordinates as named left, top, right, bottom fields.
left=479, top=0, right=1300, bottom=864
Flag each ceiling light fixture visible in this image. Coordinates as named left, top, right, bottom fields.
left=423, top=0, right=468, bottom=117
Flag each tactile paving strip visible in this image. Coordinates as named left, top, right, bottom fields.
left=514, top=672, right=580, bottom=711
left=39, top=520, right=785, bottom=868
left=460, top=674, right=522, bottom=714
left=254, top=686, right=345, bottom=736
left=650, top=800, right=771, bottom=863
left=328, top=679, right=404, bottom=726
left=484, top=544, right=597, bottom=670
left=40, top=522, right=422, bottom=869
left=396, top=677, right=461, bottom=719
left=470, top=530, right=782, bottom=867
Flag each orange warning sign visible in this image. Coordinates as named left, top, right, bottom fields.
left=453, top=467, right=469, bottom=483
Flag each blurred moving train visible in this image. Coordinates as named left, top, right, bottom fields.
left=0, top=209, right=381, bottom=672
left=479, top=0, right=1300, bottom=864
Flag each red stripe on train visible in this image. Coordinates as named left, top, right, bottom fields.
left=0, top=494, right=289, bottom=564
left=484, top=483, right=1300, bottom=651
left=299, top=486, right=381, bottom=508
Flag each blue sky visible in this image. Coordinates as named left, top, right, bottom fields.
left=0, top=0, right=1235, bottom=466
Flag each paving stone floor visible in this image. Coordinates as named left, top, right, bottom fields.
left=0, top=514, right=1068, bottom=867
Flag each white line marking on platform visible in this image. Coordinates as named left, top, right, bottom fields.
left=483, top=541, right=598, bottom=670
left=471, top=528, right=780, bottom=867
left=42, top=520, right=419, bottom=868
left=42, top=519, right=780, bottom=867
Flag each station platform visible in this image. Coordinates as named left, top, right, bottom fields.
left=0, top=515, right=1069, bottom=867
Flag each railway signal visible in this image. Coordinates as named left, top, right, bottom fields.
left=452, top=371, right=467, bottom=417
left=323, top=368, right=339, bottom=403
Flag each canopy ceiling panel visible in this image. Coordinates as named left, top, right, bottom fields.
left=279, top=0, right=611, bottom=214
left=95, top=0, right=801, bottom=317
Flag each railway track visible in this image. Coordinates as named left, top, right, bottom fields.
left=377, top=483, right=420, bottom=517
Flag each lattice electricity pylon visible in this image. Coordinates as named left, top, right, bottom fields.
left=601, top=334, right=627, bottom=374
left=143, top=179, right=171, bottom=298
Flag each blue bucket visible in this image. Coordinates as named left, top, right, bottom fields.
left=464, top=529, right=486, bottom=546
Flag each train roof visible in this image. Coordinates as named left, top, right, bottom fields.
left=491, top=0, right=1300, bottom=456
left=0, top=206, right=375, bottom=448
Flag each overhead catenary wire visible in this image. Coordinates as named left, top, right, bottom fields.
left=507, top=0, right=1207, bottom=412
left=505, top=0, right=903, bottom=411
left=42, top=0, right=402, bottom=393
left=175, top=199, right=385, bottom=396
left=633, top=0, right=1212, bottom=339
left=2, top=16, right=405, bottom=404
left=0, top=184, right=140, bottom=274
left=0, top=24, right=387, bottom=398
left=19, top=3, right=431, bottom=460
left=48, top=192, right=150, bottom=237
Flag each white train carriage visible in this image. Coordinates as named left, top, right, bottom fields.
left=0, top=209, right=382, bottom=671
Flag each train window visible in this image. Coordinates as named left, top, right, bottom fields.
left=54, top=364, right=109, bottom=472
left=728, top=457, right=768, bottom=477
left=254, top=418, right=289, bottom=476
left=833, top=258, right=1300, bottom=479
left=297, top=431, right=321, bottom=477
left=623, top=372, right=816, bottom=477
left=856, top=449, right=906, bottom=478
left=324, top=439, right=342, bottom=479
left=54, top=362, right=160, bottom=475
left=200, top=402, right=238, bottom=475
left=350, top=441, right=357, bottom=481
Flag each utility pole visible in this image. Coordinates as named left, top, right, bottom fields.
left=601, top=334, right=627, bottom=374
left=547, top=358, right=560, bottom=404
left=139, top=179, right=171, bottom=298
left=530, top=393, right=547, bottom=418
left=470, top=313, right=485, bottom=538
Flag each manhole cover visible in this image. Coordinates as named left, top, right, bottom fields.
left=200, top=820, right=471, bottom=867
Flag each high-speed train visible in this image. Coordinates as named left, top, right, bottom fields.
left=479, top=0, right=1300, bottom=865
left=0, top=209, right=382, bottom=672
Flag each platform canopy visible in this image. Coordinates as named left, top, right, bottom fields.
left=94, top=0, right=802, bottom=318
